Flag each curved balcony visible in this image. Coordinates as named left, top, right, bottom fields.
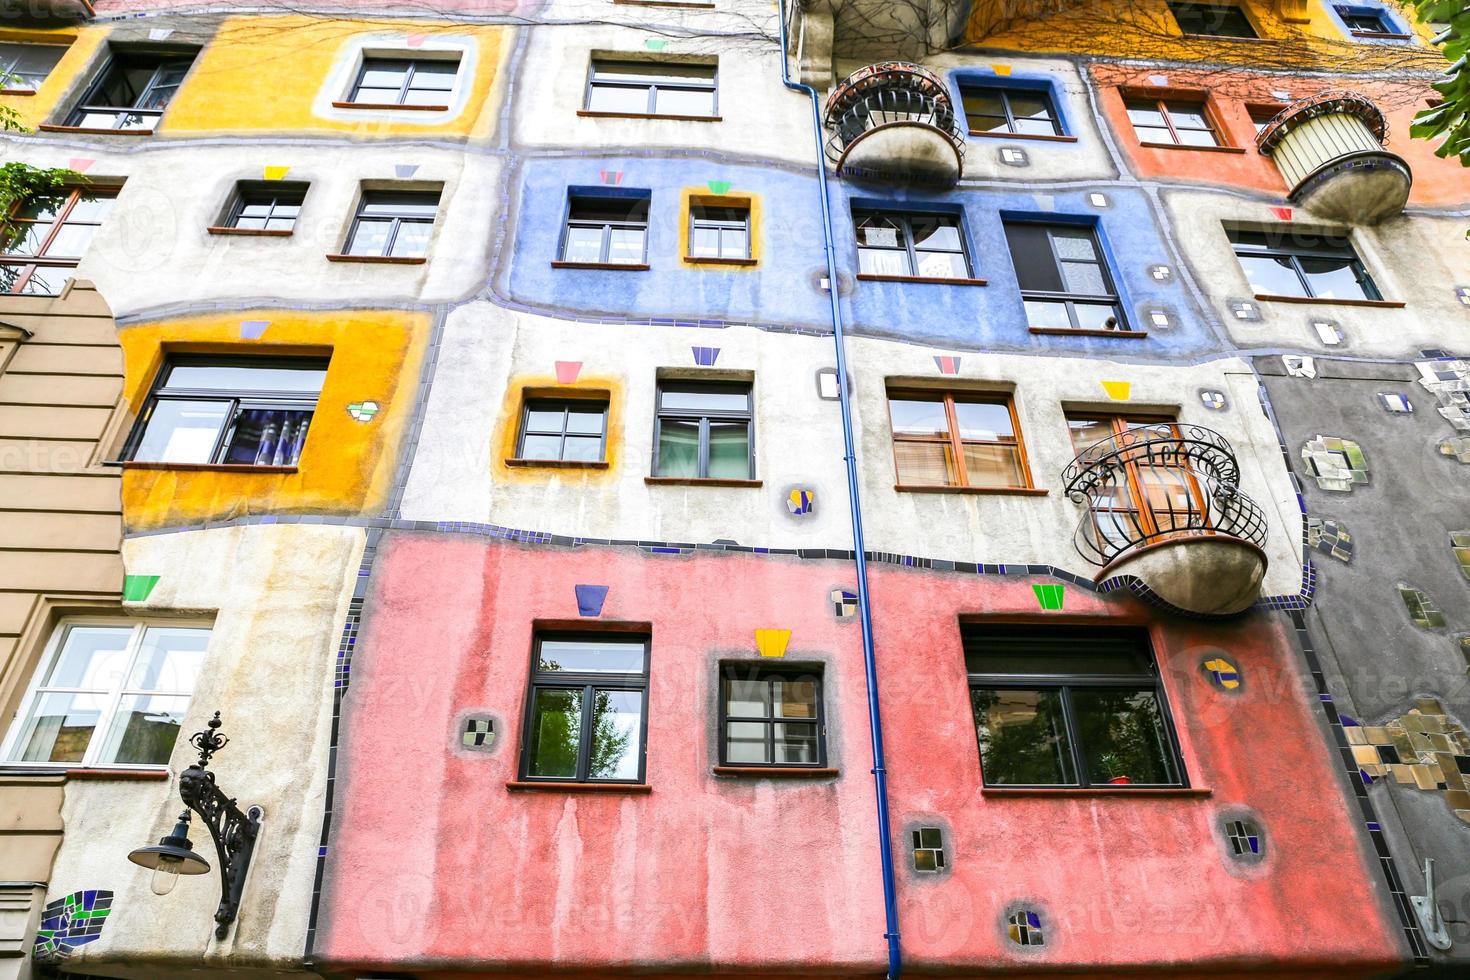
left=1255, top=92, right=1411, bottom=225
left=824, top=62, right=965, bottom=185
left=1063, top=424, right=1269, bottom=616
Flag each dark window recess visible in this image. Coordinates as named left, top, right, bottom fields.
left=1248, top=104, right=1286, bottom=134
left=912, top=828, right=945, bottom=872
left=1336, top=5, right=1396, bottom=34
left=1123, top=97, right=1221, bottom=147
left=960, top=84, right=1062, bottom=136
left=853, top=210, right=971, bottom=279
left=520, top=635, right=649, bottom=783
left=653, top=382, right=753, bottom=479
left=1003, top=221, right=1127, bottom=331
left=344, top=191, right=440, bottom=258
left=967, top=627, right=1186, bottom=788
left=585, top=59, right=717, bottom=117
left=0, top=41, right=66, bottom=90
left=1168, top=2, right=1258, bottom=37
left=516, top=398, right=609, bottom=462
left=0, top=187, right=115, bottom=296
left=1228, top=227, right=1382, bottom=301
left=224, top=182, right=307, bottom=231
left=66, top=51, right=195, bottom=130
left=718, top=665, right=824, bottom=766
left=561, top=194, right=649, bottom=265
left=348, top=57, right=459, bottom=106
left=126, top=357, right=328, bottom=467
left=689, top=204, right=750, bottom=260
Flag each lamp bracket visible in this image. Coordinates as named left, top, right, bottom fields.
left=177, top=713, right=261, bottom=940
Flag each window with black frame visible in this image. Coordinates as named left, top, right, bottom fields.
left=1335, top=5, right=1398, bottom=35
left=515, top=397, right=608, bottom=463
left=343, top=190, right=440, bottom=258
left=853, top=210, right=971, bottom=280
left=960, top=84, right=1063, bottom=137
left=346, top=57, right=459, bottom=107
left=966, top=627, right=1184, bottom=788
left=1167, top=2, right=1258, bottom=37
left=126, top=357, right=328, bottom=467
left=65, top=51, right=195, bottom=130
left=0, top=42, right=67, bottom=91
left=221, top=182, right=307, bottom=232
left=585, top=59, right=717, bottom=117
left=1002, top=220, right=1127, bottom=331
left=652, top=382, right=753, bottom=480
left=719, top=664, right=824, bottom=767
left=1228, top=227, right=1383, bottom=301
left=560, top=194, right=649, bottom=266
left=520, top=634, right=649, bottom=783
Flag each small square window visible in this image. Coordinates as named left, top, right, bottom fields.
left=911, top=827, right=946, bottom=872
left=1335, top=5, right=1398, bottom=36
left=344, top=190, right=440, bottom=258
left=654, top=382, right=753, bottom=479
left=1248, top=104, right=1286, bottom=134
left=853, top=209, right=971, bottom=280
left=516, top=397, right=609, bottom=463
left=960, top=83, right=1062, bottom=137
left=1167, top=2, right=1258, bottom=38
left=0, top=41, right=67, bottom=91
left=222, top=181, right=307, bottom=232
left=688, top=203, right=750, bottom=260
left=561, top=193, right=650, bottom=266
left=586, top=59, right=717, bottom=117
left=719, top=665, right=824, bottom=767
left=520, top=633, right=649, bottom=783
left=347, top=56, right=459, bottom=107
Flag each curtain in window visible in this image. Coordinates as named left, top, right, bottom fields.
left=223, top=410, right=312, bottom=466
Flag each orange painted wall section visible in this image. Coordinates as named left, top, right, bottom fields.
left=119, top=309, right=428, bottom=531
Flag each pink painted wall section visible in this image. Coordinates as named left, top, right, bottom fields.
left=318, top=534, right=1402, bottom=976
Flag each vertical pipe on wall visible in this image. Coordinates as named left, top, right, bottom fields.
left=776, top=4, right=902, bottom=977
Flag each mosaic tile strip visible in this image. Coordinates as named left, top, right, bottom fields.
left=33, top=890, right=112, bottom=962
left=1343, top=700, right=1470, bottom=824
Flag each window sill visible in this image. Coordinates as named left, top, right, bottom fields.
left=1252, top=293, right=1404, bottom=309
left=1178, top=32, right=1270, bottom=42
left=1136, top=141, right=1247, bottom=154
left=614, top=0, right=715, bottom=7
left=331, top=100, right=449, bottom=111
left=123, top=462, right=299, bottom=474
left=713, top=766, right=840, bottom=778
left=1, top=89, right=37, bottom=97
left=645, top=476, right=761, bottom=488
left=506, top=780, right=651, bottom=793
left=683, top=255, right=758, bottom=266
left=326, top=253, right=427, bottom=264
left=38, top=124, right=154, bottom=136
left=1349, top=31, right=1412, bottom=40
left=207, top=226, right=293, bottom=237
left=551, top=260, right=650, bottom=271
left=982, top=786, right=1212, bottom=798
left=0, top=766, right=170, bottom=780
left=576, top=109, right=721, bottom=122
left=895, top=484, right=1049, bottom=496
left=968, top=130, right=1078, bottom=143
left=1029, top=326, right=1147, bottom=338
left=856, top=273, right=988, bottom=286
left=504, top=458, right=610, bottom=469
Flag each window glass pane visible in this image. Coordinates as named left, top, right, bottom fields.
left=772, top=679, right=817, bottom=719
left=1013, top=114, right=1059, bottom=136
left=1072, top=688, right=1178, bottom=784
left=660, top=388, right=748, bottom=413
left=166, top=364, right=326, bottom=393
left=655, top=418, right=700, bottom=477
left=352, top=87, right=401, bottom=104
left=1167, top=106, right=1211, bottom=130
left=346, top=217, right=392, bottom=256
left=587, top=689, right=642, bottom=779
left=538, top=639, right=646, bottom=673
left=952, top=401, right=1014, bottom=440
left=13, top=691, right=103, bottom=762
left=1051, top=230, right=1099, bottom=262
left=1067, top=417, right=1114, bottom=454
left=409, top=60, right=458, bottom=89
left=965, top=634, right=1154, bottom=676
left=42, top=223, right=97, bottom=257
left=858, top=248, right=910, bottom=276
left=100, top=693, right=190, bottom=765
left=1073, top=302, right=1121, bottom=330
left=593, top=61, right=713, bottom=84
left=3, top=222, right=52, bottom=255
left=725, top=720, right=767, bottom=763
left=1176, top=127, right=1220, bottom=147
left=133, top=400, right=231, bottom=464
left=1133, top=125, right=1175, bottom=144
left=893, top=438, right=957, bottom=487
left=63, top=196, right=114, bottom=223
left=43, top=626, right=132, bottom=688
left=962, top=442, right=1026, bottom=488
left=1060, top=260, right=1107, bottom=296
left=854, top=214, right=903, bottom=248
left=915, top=249, right=968, bottom=279
left=128, top=627, right=209, bottom=692
left=719, top=227, right=748, bottom=258
left=909, top=217, right=961, bottom=252
left=1237, top=253, right=1306, bottom=296
left=1299, top=256, right=1373, bottom=300
left=565, top=408, right=605, bottom=435
left=562, top=435, right=603, bottom=461
left=690, top=224, right=720, bottom=257
left=972, top=688, right=1076, bottom=785
left=563, top=225, right=605, bottom=263
left=707, top=421, right=750, bottom=479
left=606, top=227, right=645, bottom=264
left=1023, top=299, right=1072, bottom=330
left=1003, top=223, right=1065, bottom=292
left=358, top=61, right=410, bottom=88
left=654, top=86, right=715, bottom=116
left=401, top=87, right=450, bottom=107
left=1125, top=103, right=1166, bottom=127
left=586, top=84, right=650, bottom=114
left=888, top=398, right=948, bottom=436
left=389, top=220, right=433, bottom=258
left=359, top=193, right=440, bottom=217
left=725, top=678, right=770, bottom=717
left=527, top=688, right=581, bottom=777
left=221, top=409, right=312, bottom=466
left=961, top=89, right=1007, bottom=118
left=524, top=407, right=565, bottom=432
left=1008, top=92, right=1056, bottom=127
left=774, top=722, right=819, bottom=764
left=520, top=433, right=562, bottom=460
left=0, top=43, right=64, bottom=88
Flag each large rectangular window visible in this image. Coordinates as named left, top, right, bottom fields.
left=653, top=382, right=753, bottom=480
left=560, top=194, right=649, bottom=266
left=967, top=626, right=1184, bottom=788
left=1168, top=2, right=1258, bottom=37
left=960, top=84, right=1062, bottom=137
left=0, top=187, right=115, bottom=295
left=1228, top=227, right=1382, bottom=301
left=2, top=622, right=210, bottom=768
left=719, top=665, right=824, bottom=767
left=520, top=634, right=649, bottom=783
left=1123, top=96, right=1222, bottom=147
left=585, top=59, right=717, bottom=117
left=343, top=191, right=440, bottom=258
left=66, top=51, right=194, bottom=130
left=346, top=56, right=459, bottom=107
left=888, top=390, right=1032, bottom=490
left=853, top=210, right=971, bottom=280
left=126, top=357, right=328, bottom=467
left=516, top=397, right=608, bottom=463
left=1003, top=220, right=1127, bottom=331
left=0, top=41, right=67, bottom=91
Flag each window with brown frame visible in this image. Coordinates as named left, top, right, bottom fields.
left=1065, top=414, right=1207, bottom=553
left=0, top=187, right=117, bottom=295
left=1247, top=103, right=1286, bottom=135
left=888, top=390, right=1033, bottom=490
left=1123, top=95, right=1223, bottom=147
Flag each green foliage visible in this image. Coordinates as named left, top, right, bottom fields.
left=1408, top=1, right=1470, bottom=166
left=0, top=163, right=83, bottom=240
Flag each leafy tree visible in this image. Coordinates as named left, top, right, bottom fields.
left=1409, top=1, right=1470, bottom=166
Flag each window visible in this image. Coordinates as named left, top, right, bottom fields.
left=1228, top=227, right=1382, bottom=301
left=585, top=59, right=717, bottom=117
left=719, top=665, right=824, bottom=767
left=1066, top=414, right=1205, bottom=551
left=560, top=194, right=649, bottom=265
left=0, top=41, right=66, bottom=91
left=66, top=51, right=194, bottom=130
left=966, top=626, right=1184, bottom=788
left=653, top=382, right=753, bottom=480
left=222, top=182, right=307, bottom=232
left=689, top=203, right=750, bottom=260
left=346, top=57, right=458, bottom=107
left=126, top=357, right=327, bottom=466
left=911, top=828, right=945, bottom=871
left=888, top=391, right=1032, bottom=490
left=1002, top=220, right=1126, bottom=331
left=960, top=84, right=1062, bottom=137
left=1167, top=2, right=1258, bottom=37
left=1248, top=104, right=1285, bottom=134
left=1123, top=96, right=1222, bottom=147
left=343, top=190, right=439, bottom=258
left=2, top=622, right=210, bottom=767
left=520, top=634, right=648, bottom=783
left=853, top=210, right=971, bottom=280
left=1336, top=5, right=1399, bottom=35
left=515, top=397, right=608, bottom=462
left=0, top=187, right=115, bottom=295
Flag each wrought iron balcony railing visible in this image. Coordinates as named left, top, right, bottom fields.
left=823, top=62, right=965, bottom=184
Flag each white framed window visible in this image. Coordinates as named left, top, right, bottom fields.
left=1, top=621, right=211, bottom=768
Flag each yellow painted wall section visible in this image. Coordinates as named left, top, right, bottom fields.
left=679, top=187, right=763, bottom=269
left=0, top=26, right=105, bottom=131
left=159, top=16, right=504, bottom=138
left=120, top=309, right=428, bottom=531
left=492, top=374, right=624, bottom=486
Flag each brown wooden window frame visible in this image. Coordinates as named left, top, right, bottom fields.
left=1065, top=413, right=1211, bottom=549
left=0, top=185, right=116, bottom=296
left=887, top=389, right=1036, bottom=492
left=1122, top=94, right=1226, bottom=148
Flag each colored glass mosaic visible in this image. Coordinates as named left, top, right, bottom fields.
left=1399, top=585, right=1446, bottom=629
left=1225, top=818, right=1262, bottom=858
left=1032, top=583, right=1065, bottom=611
left=1452, top=532, right=1470, bottom=579
left=830, top=588, right=857, bottom=620
left=1203, top=657, right=1241, bottom=690
left=1440, top=438, right=1470, bottom=463
left=911, top=827, right=945, bottom=872
left=1414, top=353, right=1470, bottom=433
left=33, top=890, right=113, bottom=961
left=1199, top=389, right=1227, bottom=410
left=1007, top=910, right=1044, bottom=947
left=1283, top=355, right=1316, bottom=378
left=346, top=400, right=380, bottom=422
left=691, top=346, right=720, bottom=366
left=462, top=717, right=494, bottom=749
left=1306, top=517, right=1353, bottom=563
left=787, top=489, right=815, bottom=516
left=1301, top=436, right=1368, bottom=491
left=933, top=355, right=961, bottom=374
left=1342, top=702, right=1470, bottom=824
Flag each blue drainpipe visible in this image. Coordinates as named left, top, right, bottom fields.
left=776, top=4, right=902, bottom=977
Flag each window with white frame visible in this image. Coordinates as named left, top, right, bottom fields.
left=2, top=622, right=211, bottom=767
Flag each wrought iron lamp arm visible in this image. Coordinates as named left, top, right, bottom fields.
left=177, top=712, right=262, bottom=940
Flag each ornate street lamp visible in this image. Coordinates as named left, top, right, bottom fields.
left=128, top=711, right=262, bottom=939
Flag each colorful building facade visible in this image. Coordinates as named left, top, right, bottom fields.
left=0, top=0, right=1466, bottom=977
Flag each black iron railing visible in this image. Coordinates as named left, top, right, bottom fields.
left=823, top=62, right=965, bottom=178
left=1062, top=423, right=1268, bottom=568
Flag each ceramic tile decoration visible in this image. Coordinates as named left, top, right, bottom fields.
left=122, top=574, right=161, bottom=601
left=692, top=346, right=721, bottom=366
left=1413, top=354, right=1470, bottom=432
left=1283, top=355, right=1316, bottom=379
left=1439, top=438, right=1470, bottom=463
left=912, top=828, right=945, bottom=872
left=1456, top=286, right=1470, bottom=306
left=934, top=355, right=961, bottom=374
left=554, top=361, right=583, bottom=384
left=1378, top=393, right=1413, bottom=414
left=1032, top=584, right=1065, bottom=610
left=1000, top=147, right=1028, bottom=166
left=1089, top=193, right=1109, bottom=208
left=574, top=584, right=609, bottom=616
left=1398, top=585, right=1446, bottom=629
left=1306, top=517, right=1353, bottom=562
left=1312, top=320, right=1343, bottom=345
left=1225, top=818, right=1263, bottom=859
left=1203, top=657, right=1242, bottom=690
left=1301, top=436, right=1369, bottom=491
left=347, top=401, right=380, bottom=422
left=1341, top=702, right=1470, bottom=823
left=1149, top=264, right=1172, bottom=281
left=787, top=489, right=815, bottom=515
left=831, top=588, right=858, bottom=620
left=1007, top=910, right=1044, bottom=947
left=462, top=717, right=494, bottom=750
left=33, top=890, right=113, bottom=961
left=1229, top=299, right=1261, bottom=321
left=1200, top=390, right=1227, bottom=411
left=1100, top=380, right=1130, bottom=401
left=755, top=629, right=790, bottom=658
left=1452, top=532, right=1470, bottom=580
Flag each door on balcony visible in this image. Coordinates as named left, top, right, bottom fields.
left=1065, top=414, right=1208, bottom=559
